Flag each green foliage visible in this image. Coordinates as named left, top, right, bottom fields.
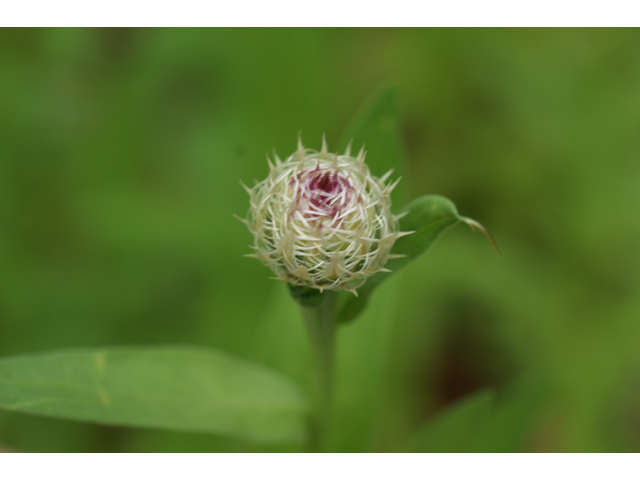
left=0, top=347, right=307, bottom=444
left=0, top=65, right=489, bottom=449
left=413, top=381, right=548, bottom=452
left=337, top=84, right=407, bottom=190
left=412, top=389, right=494, bottom=452
left=1, top=29, right=639, bottom=452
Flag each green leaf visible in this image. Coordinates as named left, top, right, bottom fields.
left=412, top=380, right=550, bottom=452
left=464, top=380, right=550, bottom=452
left=413, top=389, right=495, bottom=453
left=338, top=195, right=466, bottom=324
left=337, top=84, right=407, bottom=192
left=0, top=346, right=308, bottom=444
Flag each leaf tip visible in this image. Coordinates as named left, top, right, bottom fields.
left=461, top=217, right=501, bottom=256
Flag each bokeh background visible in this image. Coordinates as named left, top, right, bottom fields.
left=1, top=28, right=639, bottom=452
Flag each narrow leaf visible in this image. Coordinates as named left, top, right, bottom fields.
left=0, top=346, right=308, bottom=444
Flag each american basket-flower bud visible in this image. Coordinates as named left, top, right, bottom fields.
left=242, top=137, right=410, bottom=295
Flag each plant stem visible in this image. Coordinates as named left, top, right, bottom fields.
left=302, top=290, right=337, bottom=452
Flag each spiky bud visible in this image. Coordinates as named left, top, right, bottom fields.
left=242, top=137, right=408, bottom=295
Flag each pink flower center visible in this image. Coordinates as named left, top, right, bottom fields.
left=293, top=166, right=354, bottom=221
left=309, top=170, right=341, bottom=195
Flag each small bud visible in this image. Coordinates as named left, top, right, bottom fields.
left=244, top=137, right=408, bottom=293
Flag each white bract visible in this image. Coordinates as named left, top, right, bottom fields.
left=243, top=137, right=409, bottom=295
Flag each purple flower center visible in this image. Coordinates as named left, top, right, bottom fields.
left=293, top=166, right=354, bottom=221
left=309, top=170, right=341, bottom=195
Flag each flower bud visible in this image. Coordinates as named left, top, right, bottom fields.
left=242, top=137, right=408, bottom=295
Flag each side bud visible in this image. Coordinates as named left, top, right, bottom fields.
left=243, top=137, right=408, bottom=295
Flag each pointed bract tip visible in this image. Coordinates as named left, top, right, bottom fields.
left=357, top=145, right=366, bottom=165
left=395, top=210, right=409, bottom=220
left=379, top=168, right=394, bottom=184
left=239, top=180, right=252, bottom=195
left=320, top=133, right=328, bottom=155
left=266, top=155, right=275, bottom=172
left=344, top=139, right=353, bottom=157
left=270, top=276, right=289, bottom=283
left=386, top=177, right=402, bottom=193
left=233, top=213, right=249, bottom=225
left=271, top=148, right=282, bottom=165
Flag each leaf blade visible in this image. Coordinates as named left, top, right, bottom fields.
left=337, top=84, right=407, bottom=197
left=412, top=389, right=495, bottom=453
left=0, top=346, right=308, bottom=444
left=412, top=380, right=550, bottom=453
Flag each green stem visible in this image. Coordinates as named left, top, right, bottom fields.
left=302, top=290, right=337, bottom=452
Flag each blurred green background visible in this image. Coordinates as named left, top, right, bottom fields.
left=1, top=28, right=639, bottom=452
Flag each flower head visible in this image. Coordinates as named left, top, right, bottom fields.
left=242, top=136, right=408, bottom=295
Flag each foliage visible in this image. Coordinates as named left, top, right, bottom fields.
left=0, top=347, right=307, bottom=443
left=0, top=29, right=639, bottom=452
